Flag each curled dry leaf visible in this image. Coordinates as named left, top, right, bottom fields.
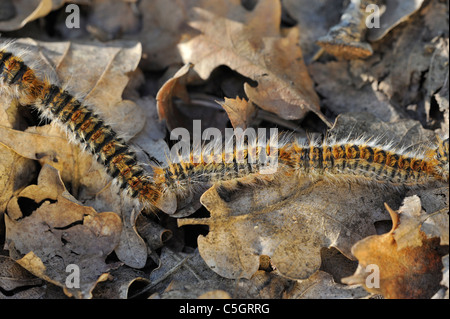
left=155, top=63, right=230, bottom=155
left=156, top=62, right=194, bottom=131
left=342, top=196, right=448, bottom=299
left=92, top=267, right=150, bottom=299
left=0, top=0, right=52, bottom=31
left=217, top=97, right=257, bottom=130
left=5, top=165, right=122, bottom=299
left=136, top=214, right=173, bottom=252
left=178, top=0, right=330, bottom=126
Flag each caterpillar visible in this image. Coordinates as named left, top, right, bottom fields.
left=0, top=42, right=161, bottom=209
left=155, top=135, right=449, bottom=196
left=1, top=41, right=449, bottom=213
left=284, top=136, right=449, bottom=186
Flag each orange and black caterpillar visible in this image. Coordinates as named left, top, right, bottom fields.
left=284, top=136, right=449, bottom=186
left=0, top=44, right=161, bottom=208
left=152, top=140, right=281, bottom=197
left=154, top=135, right=449, bottom=197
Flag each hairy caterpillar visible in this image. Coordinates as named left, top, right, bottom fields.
left=1, top=41, right=448, bottom=213
left=0, top=42, right=161, bottom=208
left=284, top=136, right=449, bottom=186
left=155, top=135, right=449, bottom=196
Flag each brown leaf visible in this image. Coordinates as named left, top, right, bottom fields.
left=392, top=195, right=449, bottom=249
left=156, top=62, right=194, bottom=131
left=342, top=197, right=447, bottom=299
left=217, top=97, right=256, bottom=129
left=178, top=0, right=330, bottom=125
left=0, top=121, right=153, bottom=272
left=114, top=208, right=148, bottom=270
left=0, top=143, right=37, bottom=213
left=92, top=267, right=150, bottom=299
left=0, top=124, right=107, bottom=201
left=5, top=165, right=122, bottom=298
left=178, top=177, right=401, bottom=280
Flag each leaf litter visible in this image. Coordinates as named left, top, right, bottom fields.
left=0, top=0, right=448, bottom=299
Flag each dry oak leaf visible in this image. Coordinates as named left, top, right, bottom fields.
left=91, top=266, right=150, bottom=299
left=4, top=165, right=122, bottom=299
left=0, top=124, right=150, bottom=270
left=392, top=195, right=449, bottom=249
left=178, top=0, right=330, bottom=126
left=178, top=175, right=400, bottom=280
left=0, top=124, right=107, bottom=200
left=342, top=197, right=447, bottom=299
